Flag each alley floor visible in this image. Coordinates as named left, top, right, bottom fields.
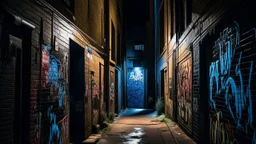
left=97, top=109, right=196, bottom=144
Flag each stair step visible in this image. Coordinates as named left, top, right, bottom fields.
left=82, top=134, right=102, bottom=144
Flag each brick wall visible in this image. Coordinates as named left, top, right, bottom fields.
left=207, top=2, right=256, bottom=143
left=154, top=0, right=240, bottom=143
left=0, top=0, right=106, bottom=143
left=74, top=0, right=104, bottom=47
left=0, top=57, right=16, bottom=143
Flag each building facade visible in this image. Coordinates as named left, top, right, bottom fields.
left=0, top=0, right=123, bottom=143
left=155, top=0, right=256, bottom=143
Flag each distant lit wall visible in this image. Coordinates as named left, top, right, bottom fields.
left=127, top=68, right=144, bottom=108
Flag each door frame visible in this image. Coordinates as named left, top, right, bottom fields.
left=69, top=39, right=85, bottom=143
left=2, top=10, right=34, bottom=143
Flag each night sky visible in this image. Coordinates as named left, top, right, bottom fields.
left=124, top=0, right=149, bottom=26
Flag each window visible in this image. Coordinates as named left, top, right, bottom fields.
left=184, top=0, right=192, bottom=28
left=170, top=0, right=176, bottom=38
left=177, top=0, right=185, bottom=38
left=111, top=22, right=116, bottom=62
left=176, top=0, right=192, bottom=38
left=117, top=31, right=121, bottom=65
left=134, top=44, right=144, bottom=51
left=159, top=4, right=164, bottom=53
left=101, top=9, right=104, bottom=45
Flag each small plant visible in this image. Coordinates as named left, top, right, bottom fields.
left=101, top=126, right=111, bottom=134
left=108, top=112, right=115, bottom=122
left=100, top=111, right=108, bottom=123
left=155, top=97, right=164, bottom=115
left=100, top=111, right=116, bottom=123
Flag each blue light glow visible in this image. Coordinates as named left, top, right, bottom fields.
left=127, top=68, right=144, bottom=108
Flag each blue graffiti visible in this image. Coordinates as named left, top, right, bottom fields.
left=253, top=131, right=256, bottom=144
left=58, top=82, right=66, bottom=108
left=47, top=106, right=62, bottom=144
left=48, top=56, right=61, bottom=87
left=209, top=22, right=255, bottom=133
left=47, top=55, right=66, bottom=108
left=127, top=68, right=145, bottom=108
left=43, top=44, right=52, bottom=52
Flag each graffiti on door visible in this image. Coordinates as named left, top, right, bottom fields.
left=177, top=57, right=192, bottom=126
left=127, top=68, right=144, bottom=108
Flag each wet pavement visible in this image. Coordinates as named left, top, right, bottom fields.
left=97, top=109, right=196, bottom=144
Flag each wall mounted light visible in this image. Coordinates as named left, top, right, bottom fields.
left=86, top=46, right=93, bottom=60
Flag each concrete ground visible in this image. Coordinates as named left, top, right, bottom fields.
left=97, top=109, right=196, bottom=144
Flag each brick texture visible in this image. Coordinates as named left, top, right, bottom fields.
left=154, top=0, right=255, bottom=143
left=0, top=0, right=108, bottom=143
left=207, top=3, right=256, bottom=143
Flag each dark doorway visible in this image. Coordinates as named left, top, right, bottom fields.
left=115, top=69, right=122, bottom=113
left=115, top=69, right=118, bottom=113
left=0, top=13, right=33, bottom=143
left=13, top=35, right=23, bottom=144
left=199, top=34, right=214, bottom=144
left=69, top=40, right=85, bottom=143
left=160, top=69, right=165, bottom=112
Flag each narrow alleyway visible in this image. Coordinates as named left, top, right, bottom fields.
left=97, top=109, right=195, bottom=144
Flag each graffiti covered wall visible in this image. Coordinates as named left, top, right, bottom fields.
left=166, top=54, right=174, bottom=119
left=127, top=68, right=145, bottom=108
left=177, top=56, right=192, bottom=129
left=38, top=45, right=68, bottom=144
left=209, top=22, right=256, bottom=143
left=109, top=70, right=115, bottom=112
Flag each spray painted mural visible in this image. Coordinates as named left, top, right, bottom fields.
left=91, top=72, right=99, bottom=125
left=209, top=22, right=256, bottom=143
left=37, top=45, right=68, bottom=144
left=100, top=64, right=105, bottom=112
left=109, top=71, right=115, bottom=112
left=177, top=57, right=192, bottom=127
left=127, top=68, right=144, bottom=108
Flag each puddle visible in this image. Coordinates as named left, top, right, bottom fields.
left=121, top=127, right=146, bottom=144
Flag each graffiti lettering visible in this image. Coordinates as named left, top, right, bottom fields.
left=129, top=68, right=143, bottom=81
left=209, top=22, right=254, bottom=132
left=210, top=112, right=237, bottom=144
left=47, top=106, right=61, bottom=144
left=209, top=22, right=256, bottom=143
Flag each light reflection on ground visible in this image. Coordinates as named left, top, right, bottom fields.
left=119, top=108, right=157, bottom=117
left=121, top=127, right=146, bottom=144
